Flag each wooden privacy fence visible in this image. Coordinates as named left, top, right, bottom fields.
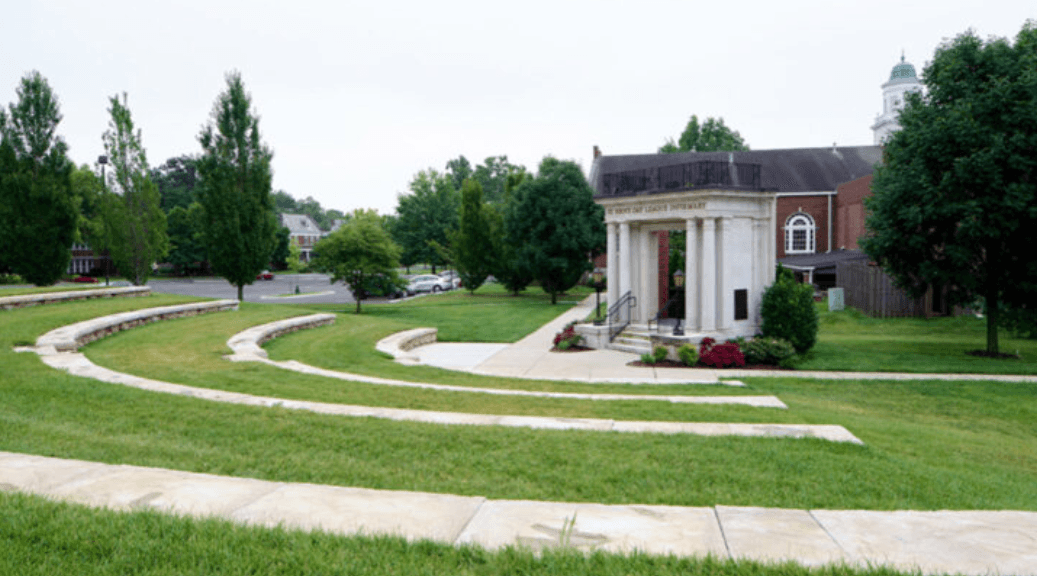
left=836, top=260, right=934, bottom=318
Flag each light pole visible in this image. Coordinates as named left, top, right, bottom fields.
left=592, top=267, right=605, bottom=325
left=97, top=155, right=110, bottom=286
left=672, top=269, right=685, bottom=336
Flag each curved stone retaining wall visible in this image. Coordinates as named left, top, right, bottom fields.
left=375, top=328, right=437, bottom=363
left=225, top=314, right=336, bottom=359
left=35, top=300, right=239, bottom=353
left=1, top=286, right=150, bottom=310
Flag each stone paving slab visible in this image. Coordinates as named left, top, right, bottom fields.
left=3, top=452, right=1035, bottom=575
left=456, top=499, right=728, bottom=557
left=812, top=509, right=1037, bottom=575
left=229, top=483, right=485, bottom=542
left=716, top=506, right=849, bottom=567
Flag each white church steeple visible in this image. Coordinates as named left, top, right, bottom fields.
left=871, top=53, right=923, bottom=144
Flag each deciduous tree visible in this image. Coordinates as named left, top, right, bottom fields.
left=312, top=209, right=401, bottom=314
left=196, top=72, right=278, bottom=301
left=507, top=158, right=605, bottom=304
left=862, top=22, right=1037, bottom=355
left=0, top=71, right=78, bottom=285
left=659, top=115, right=749, bottom=153
left=101, top=93, right=168, bottom=286
left=392, top=169, right=458, bottom=273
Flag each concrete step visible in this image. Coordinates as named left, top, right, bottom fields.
left=610, top=336, right=652, bottom=356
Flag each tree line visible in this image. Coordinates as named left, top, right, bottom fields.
left=0, top=70, right=292, bottom=300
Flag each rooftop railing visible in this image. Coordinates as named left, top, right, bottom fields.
left=598, top=160, right=761, bottom=197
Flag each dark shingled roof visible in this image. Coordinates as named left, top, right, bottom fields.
left=590, top=146, right=883, bottom=196
left=779, top=250, right=870, bottom=274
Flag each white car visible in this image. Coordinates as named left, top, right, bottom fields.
left=407, top=274, right=453, bottom=293
left=439, top=270, right=462, bottom=289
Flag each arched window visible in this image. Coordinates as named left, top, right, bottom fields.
left=785, top=213, right=815, bottom=254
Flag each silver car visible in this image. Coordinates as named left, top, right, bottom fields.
left=407, top=274, right=453, bottom=293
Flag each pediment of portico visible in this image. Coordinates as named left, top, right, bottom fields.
left=597, top=189, right=775, bottom=224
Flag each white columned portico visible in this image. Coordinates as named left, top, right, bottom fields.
left=699, top=217, right=717, bottom=333
left=606, top=222, right=618, bottom=308
left=684, top=218, right=698, bottom=331
left=716, top=217, right=730, bottom=332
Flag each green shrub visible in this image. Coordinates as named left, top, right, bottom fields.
left=640, top=352, right=656, bottom=364
left=742, top=337, right=796, bottom=365
left=677, top=344, right=698, bottom=366
left=760, top=265, right=818, bottom=353
left=653, top=345, right=668, bottom=363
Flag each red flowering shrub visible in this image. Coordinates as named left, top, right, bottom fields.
left=552, top=321, right=583, bottom=350
left=698, top=337, right=745, bottom=368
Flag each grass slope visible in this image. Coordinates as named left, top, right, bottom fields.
left=0, top=294, right=1034, bottom=511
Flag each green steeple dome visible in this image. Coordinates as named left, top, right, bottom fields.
left=889, top=54, right=917, bottom=81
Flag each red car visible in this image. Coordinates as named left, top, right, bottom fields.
left=256, top=271, right=274, bottom=280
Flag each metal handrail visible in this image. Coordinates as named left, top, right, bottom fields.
left=607, top=291, right=637, bottom=342
left=647, top=295, right=681, bottom=332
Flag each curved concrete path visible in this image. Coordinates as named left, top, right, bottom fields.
left=23, top=304, right=858, bottom=442
left=2, top=451, right=1034, bottom=575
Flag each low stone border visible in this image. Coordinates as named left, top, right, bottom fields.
left=226, top=314, right=336, bottom=359
left=376, top=328, right=437, bottom=364
left=0, top=286, right=150, bottom=310
left=34, top=300, right=239, bottom=353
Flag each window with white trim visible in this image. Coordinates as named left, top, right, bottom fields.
left=784, top=213, right=816, bottom=254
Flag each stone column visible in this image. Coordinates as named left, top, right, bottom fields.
left=685, top=218, right=698, bottom=332
left=716, top=217, right=729, bottom=332
left=619, top=222, right=631, bottom=299
left=607, top=222, right=618, bottom=309
left=700, top=217, right=717, bottom=333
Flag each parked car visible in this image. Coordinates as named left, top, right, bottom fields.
left=256, top=270, right=274, bottom=280
left=358, top=274, right=411, bottom=300
left=439, top=270, right=462, bottom=289
left=407, top=274, right=453, bottom=293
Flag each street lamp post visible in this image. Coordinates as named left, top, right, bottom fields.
left=97, top=155, right=110, bottom=286
left=592, top=268, right=605, bottom=325
left=672, top=269, right=685, bottom=336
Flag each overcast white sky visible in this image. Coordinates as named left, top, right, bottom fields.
left=3, top=1, right=1033, bottom=216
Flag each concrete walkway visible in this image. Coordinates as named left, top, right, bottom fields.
left=2, top=451, right=1034, bottom=575
left=413, top=295, right=1037, bottom=384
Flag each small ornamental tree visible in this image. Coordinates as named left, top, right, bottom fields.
left=311, top=209, right=400, bottom=314
left=760, top=265, right=818, bottom=354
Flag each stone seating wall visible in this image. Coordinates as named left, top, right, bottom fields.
left=225, top=314, right=336, bottom=359
left=375, top=328, right=438, bottom=363
left=35, top=300, right=239, bottom=353
left=0, top=286, right=150, bottom=310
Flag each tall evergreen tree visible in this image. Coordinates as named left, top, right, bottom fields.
left=101, top=93, right=168, bottom=286
left=508, top=158, right=605, bottom=304
left=0, top=71, right=78, bottom=285
left=196, top=72, right=277, bottom=301
left=448, top=179, right=494, bottom=293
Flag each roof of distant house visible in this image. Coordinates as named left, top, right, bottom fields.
left=280, top=213, right=322, bottom=235
left=589, top=145, right=883, bottom=196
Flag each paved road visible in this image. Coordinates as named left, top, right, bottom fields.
left=146, top=274, right=361, bottom=305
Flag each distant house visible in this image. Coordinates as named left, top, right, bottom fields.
left=279, top=213, right=323, bottom=262
left=67, top=243, right=113, bottom=276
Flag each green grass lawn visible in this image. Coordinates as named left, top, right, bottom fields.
left=793, top=305, right=1037, bottom=374
left=0, top=293, right=1033, bottom=513
left=1, top=292, right=1036, bottom=575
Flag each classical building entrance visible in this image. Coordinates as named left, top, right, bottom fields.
left=582, top=158, right=776, bottom=350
